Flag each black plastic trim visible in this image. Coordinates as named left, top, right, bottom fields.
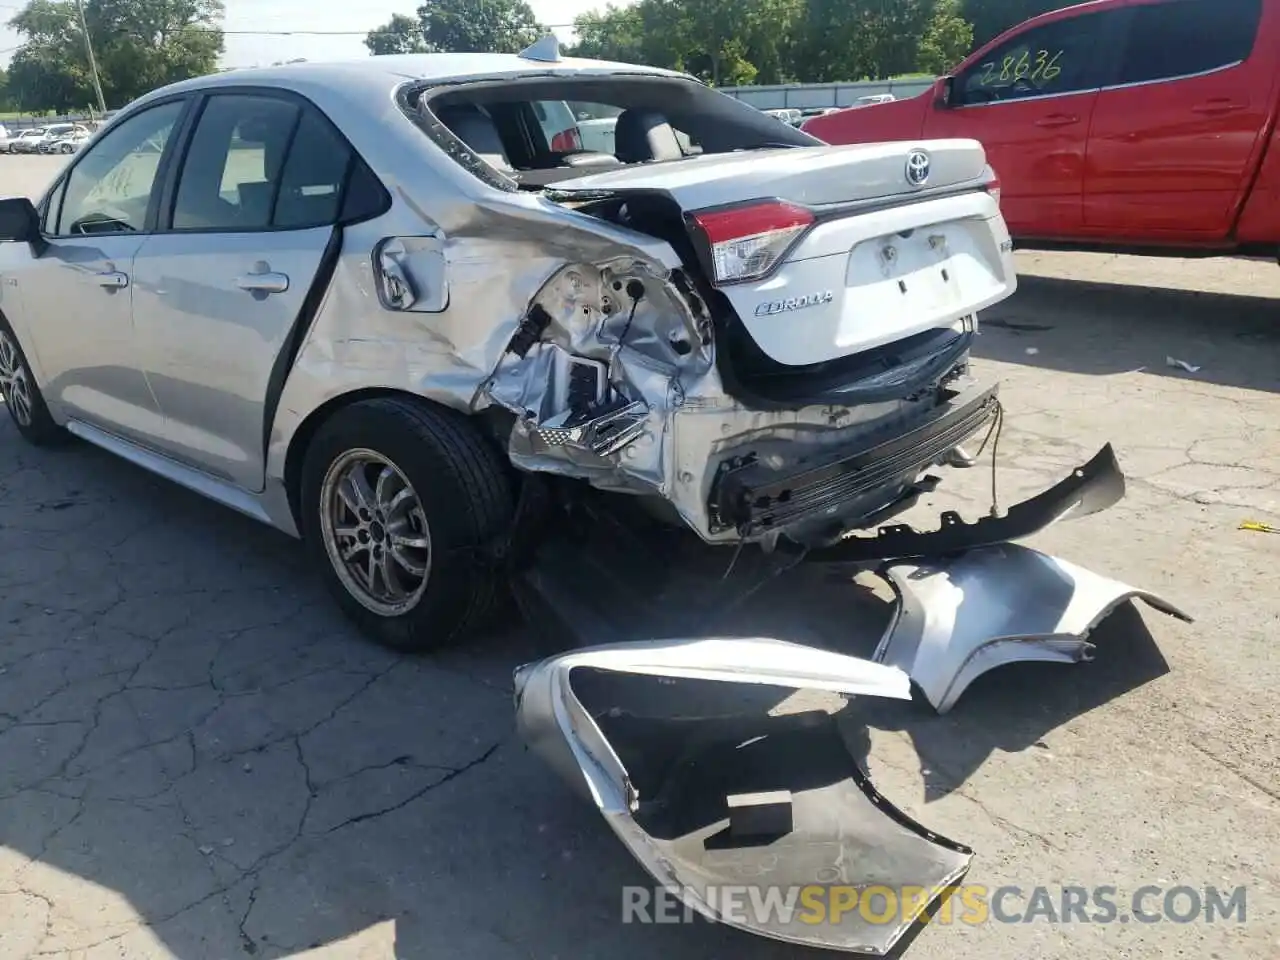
left=260, top=224, right=344, bottom=461
left=795, top=443, right=1126, bottom=563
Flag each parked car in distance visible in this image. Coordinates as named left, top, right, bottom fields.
left=7, top=129, right=47, bottom=154
left=51, top=128, right=92, bottom=154
left=0, top=46, right=1013, bottom=658
left=853, top=94, right=897, bottom=107
left=803, top=0, right=1280, bottom=259
left=36, top=124, right=89, bottom=154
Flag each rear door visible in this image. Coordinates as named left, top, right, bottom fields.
left=1083, top=0, right=1276, bottom=238
left=129, top=90, right=376, bottom=491
left=923, top=8, right=1119, bottom=237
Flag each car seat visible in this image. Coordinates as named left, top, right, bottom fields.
left=613, top=110, right=684, bottom=164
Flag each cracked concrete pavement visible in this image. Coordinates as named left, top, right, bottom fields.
left=0, top=156, right=1278, bottom=958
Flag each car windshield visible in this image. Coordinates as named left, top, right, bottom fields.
left=416, top=74, right=816, bottom=189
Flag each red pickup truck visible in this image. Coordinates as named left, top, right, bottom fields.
left=803, top=0, right=1280, bottom=258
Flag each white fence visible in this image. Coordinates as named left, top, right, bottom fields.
left=718, top=78, right=936, bottom=110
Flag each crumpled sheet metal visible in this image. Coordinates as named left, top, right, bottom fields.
left=514, top=637, right=974, bottom=955
left=485, top=261, right=956, bottom=542
left=873, top=542, right=1193, bottom=714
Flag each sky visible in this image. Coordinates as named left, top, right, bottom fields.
left=0, top=0, right=605, bottom=71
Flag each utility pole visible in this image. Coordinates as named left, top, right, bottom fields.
left=74, top=0, right=108, bottom=115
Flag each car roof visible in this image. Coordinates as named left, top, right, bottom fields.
left=129, top=53, right=691, bottom=108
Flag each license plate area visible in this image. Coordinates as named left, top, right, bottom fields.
left=841, top=221, right=1000, bottom=350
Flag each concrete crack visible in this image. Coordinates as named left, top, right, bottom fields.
left=322, top=740, right=504, bottom=835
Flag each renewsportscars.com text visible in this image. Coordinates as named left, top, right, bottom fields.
left=622, top=883, right=1248, bottom=927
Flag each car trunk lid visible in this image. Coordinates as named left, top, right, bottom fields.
left=552, top=139, right=988, bottom=209
left=557, top=139, right=1014, bottom=368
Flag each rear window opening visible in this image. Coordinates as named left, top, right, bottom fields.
left=406, top=75, right=817, bottom=189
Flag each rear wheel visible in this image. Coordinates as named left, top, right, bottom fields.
left=0, top=317, right=63, bottom=445
left=300, top=397, right=515, bottom=652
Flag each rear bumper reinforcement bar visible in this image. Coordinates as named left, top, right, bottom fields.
left=712, top=385, right=999, bottom=535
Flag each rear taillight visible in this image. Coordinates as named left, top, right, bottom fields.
left=689, top=200, right=815, bottom=284
left=550, top=127, right=582, bottom=152
left=985, top=171, right=1002, bottom=207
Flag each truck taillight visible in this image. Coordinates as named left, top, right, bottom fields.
left=550, top=127, right=582, bottom=152
left=985, top=171, right=1002, bottom=207
left=689, top=200, right=815, bottom=284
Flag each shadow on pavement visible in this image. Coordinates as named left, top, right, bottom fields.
left=976, top=275, right=1280, bottom=395
left=0, top=431, right=1169, bottom=960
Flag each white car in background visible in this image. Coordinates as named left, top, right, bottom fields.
left=49, top=128, right=92, bottom=154
left=36, top=124, right=89, bottom=154
left=7, top=129, right=47, bottom=154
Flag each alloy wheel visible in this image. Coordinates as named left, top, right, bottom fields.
left=318, top=448, right=433, bottom=617
left=0, top=329, right=34, bottom=427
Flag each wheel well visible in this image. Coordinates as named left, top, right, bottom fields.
left=282, top=388, right=424, bottom=528
left=281, top=388, right=516, bottom=531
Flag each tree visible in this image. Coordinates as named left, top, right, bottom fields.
left=365, top=12, right=429, bottom=55
left=367, top=0, right=545, bottom=56
left=6, top=0, right=224, bottom=112
left=917, top=0, right=974, bottom=74
left=566, top=4, right=645, bottom=63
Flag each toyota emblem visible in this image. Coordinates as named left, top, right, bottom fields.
left=905, top=150, right=931, bottom=187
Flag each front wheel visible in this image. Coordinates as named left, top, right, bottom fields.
left=0, top=317, right=64, bottom=445
left=300, top=397, right=515, bottom=652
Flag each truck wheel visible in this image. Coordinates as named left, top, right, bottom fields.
left=0, top=316, right=64, bottom=446
left=300, top=397, right=515, bottom=652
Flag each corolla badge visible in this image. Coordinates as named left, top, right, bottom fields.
left=905, top=149, right=931, bottom=187
left=754, top=291, right=834, bottom=316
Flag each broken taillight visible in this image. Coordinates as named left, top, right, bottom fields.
left=689, top=200, right=815, bottom=284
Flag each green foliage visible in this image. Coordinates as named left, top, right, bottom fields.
left=917, top=0, right=975, bottom=75
left=365, top=13, right=429, bottom=56
left=563, top=0, right=1040, bottom=86
left=7, top=0, right=224, bottom=112
left=367, top=0, right=544, bottom=57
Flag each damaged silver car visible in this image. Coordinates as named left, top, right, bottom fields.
left=0, top=39, right=1022, bottom=648
left=0, top=37, right=1191, bottom=955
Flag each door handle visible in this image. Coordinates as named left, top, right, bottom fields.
left=1191, top=99, right=1245, bottom=116
left=236, top=272, right=290, bottom=294
left=95, top=271, right=128, bottom=289
left=1034, top=114, right=1079, bottom=128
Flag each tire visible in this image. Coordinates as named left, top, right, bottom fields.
left=300, top=397, right=516, bottom=653
left=0, top=315, right=64, bottom=446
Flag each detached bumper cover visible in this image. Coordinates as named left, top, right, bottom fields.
left=514, top=638, right=973, bottom=955
left=801, top=442, right=1125, bottom=562
left=875, top=543, right=1192, bottom=714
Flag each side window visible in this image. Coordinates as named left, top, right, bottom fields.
left=54, top=101, right=184, bottom=236
left=957, top=13, right=1106, bottom=105
left=172, top=95, right=301, bottom=231
left=273, top=109, right=353, bottom=229
left=1117, top=0, right=1261, bottom=86
left=170, top=94, right=384, bottom=231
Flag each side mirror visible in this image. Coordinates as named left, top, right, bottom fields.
left=0, top=197, right=46, bottom=254
left=936, top=76, right=955, bottom=109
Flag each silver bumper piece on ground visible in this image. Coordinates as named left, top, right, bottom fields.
left=514, top=637, right=974, bottom=955
left=874, top=543, right=1192, bottom=714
